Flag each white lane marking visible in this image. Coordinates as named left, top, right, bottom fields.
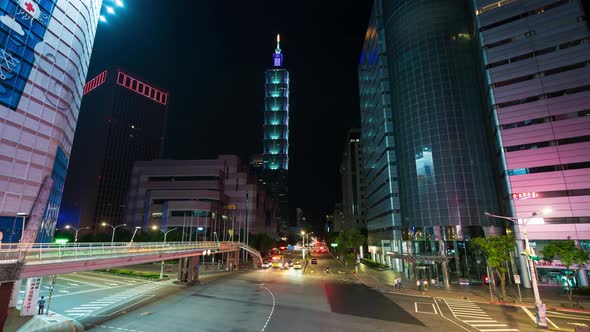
left=521, top=307, right=559, bottom=329
left=65, top=309, right=95, bottom=313
left=260, top=286, right=275, bottom=332
left=85, top=324, right=144, bottom=332
left=74, top=272, right=140, bottom=284
left=433, top=298, right=472, bottom=332
left=93, top=295, right=154, bottom=317
left=444, top=298, right=518, bottom=332
left=67, top=283, right=79, bottom=286
left=478, top=330, right=519, bottom=332
left=58, top=276, right=106, bottom=288
left=414, top=302, right=437, bottom=314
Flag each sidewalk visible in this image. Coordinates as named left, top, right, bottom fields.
left=355, top=264, right=590, bottom=312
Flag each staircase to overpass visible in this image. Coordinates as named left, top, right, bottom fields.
left=0, top=241, right=263, bottom=282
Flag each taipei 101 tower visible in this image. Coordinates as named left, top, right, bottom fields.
left=263, top=35, right=290, bottom=230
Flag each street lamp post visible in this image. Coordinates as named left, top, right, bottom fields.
left=152, top=226, right=178, bottom=279
left=17, top=212, right=28, bottom=243
left=129, top=226, right=141, bottom=244
left=65, top=225, right=89, bottom=243
left=300, top=231, right=313, bottom=261
left=484, top=211, right=550, bottom=329
left=101, top=222, right=126, bottom=245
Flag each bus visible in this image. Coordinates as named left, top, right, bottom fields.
left=271, top=255, right=284, bottom=268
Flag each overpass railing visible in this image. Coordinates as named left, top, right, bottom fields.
left=0, top=241, right=242, bottom=265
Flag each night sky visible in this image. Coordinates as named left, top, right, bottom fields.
left=88, top=1, right=373, bottom=225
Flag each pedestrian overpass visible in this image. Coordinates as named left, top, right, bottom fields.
left=0, top=241, right=263, bottom=282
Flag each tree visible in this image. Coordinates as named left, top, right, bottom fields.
left=249, top=233, right=276, bottom=254
left=471, top=235, right=515, bottom=300
left=541, top=240, right=589, bottom=304
left=335, top=227, right=365, bottom=269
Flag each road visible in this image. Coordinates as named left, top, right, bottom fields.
left=13, top=255, right=590, bottom=331
left=80, top=254, right=461, bottom=331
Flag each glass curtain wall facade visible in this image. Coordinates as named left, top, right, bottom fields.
left=0, top=0, right=103, bottom=243
left=473, top=0, right=590, bottom=288
left=369, top=0, right=503, bottom=282
left=340, top=129, right=366, bottom=230
left=359, top=1, right=403, bottom=269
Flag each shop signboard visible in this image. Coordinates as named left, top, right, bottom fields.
left=20, top=277, right=42, bottom=316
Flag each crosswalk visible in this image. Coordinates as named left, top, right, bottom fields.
left=443, top=299, right=519, bottom=332
left=63, top=282, right=169, bottom=319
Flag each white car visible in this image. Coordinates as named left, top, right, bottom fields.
left=262, top=261, right=272, bottom=269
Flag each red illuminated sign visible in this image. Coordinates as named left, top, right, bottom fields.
left=512, top=192, right=539, bottom=200
left=83, top=70, right=107, bottom=95
left=116, top=71, right=168, bottom=106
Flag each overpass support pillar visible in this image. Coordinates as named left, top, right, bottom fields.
left=178, top=256, right=200, bottom=285
left=228, top=251, right=239, bottom=270
left=0, top=281, right=14, bottom=328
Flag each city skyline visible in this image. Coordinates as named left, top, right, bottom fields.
left=87, top=1, right=373, bottom=224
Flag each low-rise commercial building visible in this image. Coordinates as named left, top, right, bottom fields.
left=125, top=155, right=277, bottom=239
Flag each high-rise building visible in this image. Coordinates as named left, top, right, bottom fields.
left=263, top=35, right=289, bottom=229
left=359, top=0, right=402, bottom=266
left=125, top=155, right=277, bottom=237
left=360, top=0, right=502, bottom=281
left=58, top=69, right=169, bottom=231
left=473, top=0, right=590, bottom=287
left=340, top=129, right=366, bottom=230
left=0, top=0, right=103, bottom=244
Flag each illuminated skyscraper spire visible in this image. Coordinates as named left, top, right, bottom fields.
left=273, top=34, right=284, bottom=67
left=275, top=34, right=281, bottom=54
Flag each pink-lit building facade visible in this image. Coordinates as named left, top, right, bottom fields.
left=0, top=0, right=103, bottom=243
left=125, top=156, right=278, bottom=239
left=474, top=0, right=590, bottom=287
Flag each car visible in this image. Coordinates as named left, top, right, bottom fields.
left=287, top=260, right=294, bottom=267
left=311, top=258, right=317, bottom=264
left=293, top=261, right=302, bottom=269
left=261, top=261, right=272, bottom=269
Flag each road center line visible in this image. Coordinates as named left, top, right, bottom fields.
left=260, top=286, right=275, bottom=332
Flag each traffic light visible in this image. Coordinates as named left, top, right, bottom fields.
left=484, top=275, right=489, bottom=284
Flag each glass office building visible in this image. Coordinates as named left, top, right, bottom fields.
left=58, top=69, right=169, bottom=231
left=0, top=0, right=103, bottom=243
left=360, top=0, right=503, bottom=282
left=359, top=0, right=403, bottom=269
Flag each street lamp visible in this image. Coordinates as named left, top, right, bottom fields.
left=152, top=226, right=178, bottom=279
left=300, top=231, right=313, bottom=260
left=484, top=210, right=550, bottom=329
left=101, top=222, right=126, bottom=245
left=64, top=225, right=89, bottom=243
left=100, top=0, right=124, bottom=23
left=17, top=212, right=28, bottom=243
left=129, top=226, right=141, bottom=244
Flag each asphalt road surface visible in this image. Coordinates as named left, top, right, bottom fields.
left=15, top=255, right=590, bottom=331
left=81, top=254, right=460, bottom=331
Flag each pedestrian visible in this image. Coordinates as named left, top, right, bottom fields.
left=398, top=277, right=402, bottom=289
left=37, top=296, right=45, bottom=315
left=423, top=279, right=428, bottom=291
left=394, top=277, right=399, bottom=289
left=431, top=277, right=436, bottom=288
left=416, top=279, right=421, bottom=291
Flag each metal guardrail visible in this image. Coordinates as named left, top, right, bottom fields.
left=0, top=241, right=244, bottom=264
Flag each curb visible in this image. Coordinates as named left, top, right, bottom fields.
left=355, top=270, right=590, bottom=314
